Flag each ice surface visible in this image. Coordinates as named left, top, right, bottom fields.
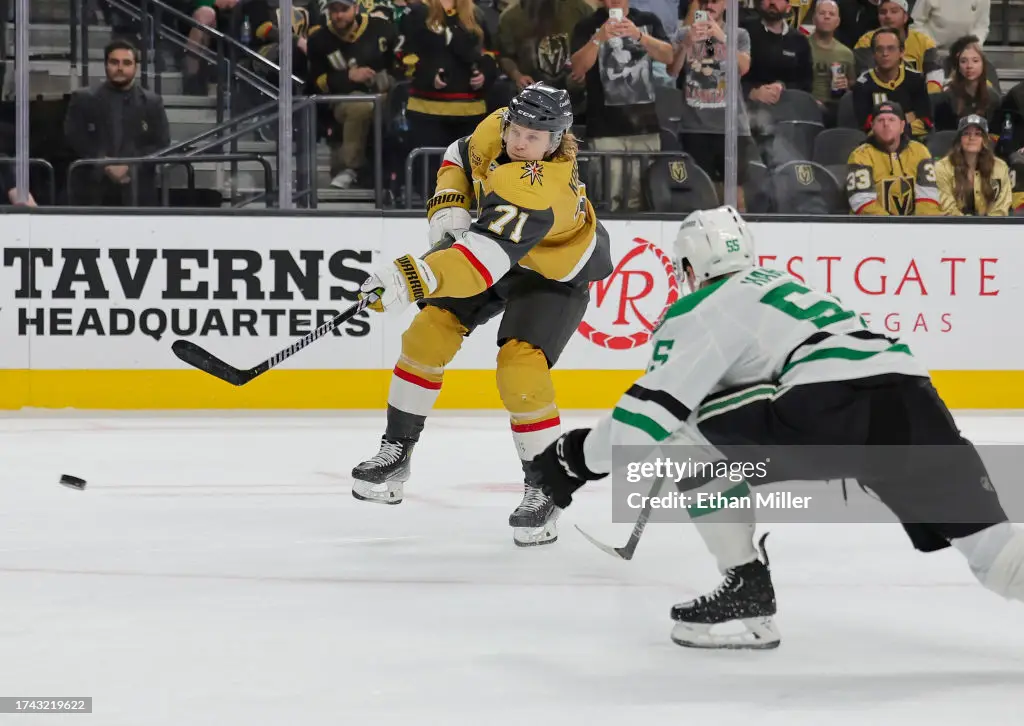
left=1, top=411, right=1022, bottom=726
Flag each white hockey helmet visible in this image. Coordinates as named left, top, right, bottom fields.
left=673, top=205, right=755, bottom=286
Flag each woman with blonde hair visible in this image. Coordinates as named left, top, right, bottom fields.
left=935, top=114, right=1012, bottom=216
left=401, top=0, right=498, bottom=183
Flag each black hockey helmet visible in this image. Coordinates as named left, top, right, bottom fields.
left=503, top=82, right=573, bottom=153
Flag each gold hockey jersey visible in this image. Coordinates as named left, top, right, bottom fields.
left=423, top=110, right=610, bottom=298
left=846, top=137, right=942, bottom=215
left=934, top=155, right=1012, bottom=216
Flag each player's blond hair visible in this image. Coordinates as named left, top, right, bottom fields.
left=552, top=132, right=579, bottom=162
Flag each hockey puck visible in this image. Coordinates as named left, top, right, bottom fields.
left=59, top=474, right=87, bottom=490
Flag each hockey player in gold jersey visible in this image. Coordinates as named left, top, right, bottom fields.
left=846, top=101, right=941, bottom=215
left=350, top=82, right=612, bottom=547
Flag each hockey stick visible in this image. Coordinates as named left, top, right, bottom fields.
left=575, top=471, right=716, bottom=561
left=574, top=474, right=665, bottom=561
left=171, top=293, right=379, bottom=386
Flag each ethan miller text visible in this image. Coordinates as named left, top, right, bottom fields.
left=697, top=491, right=811, bottom=510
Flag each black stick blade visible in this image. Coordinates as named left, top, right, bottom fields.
left=172, top=340, right=250, bottom=386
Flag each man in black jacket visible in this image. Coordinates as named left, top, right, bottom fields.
left=63, top=40, right=171, bottom=207
left=742, top=0, right=814, bottom=106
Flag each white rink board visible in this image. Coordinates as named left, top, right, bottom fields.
left=0, top=215, right=1018, bottom=372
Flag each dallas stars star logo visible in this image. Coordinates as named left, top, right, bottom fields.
left=520, top=161, right=543, bottom=186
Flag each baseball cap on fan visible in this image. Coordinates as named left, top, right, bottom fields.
left=871, top=100, right=905, bottom=122
left=323, top=0, right=357, bottom=8
left=958, top=114, right=989, bottom=136
left=881, top=0, right=910, bottom=13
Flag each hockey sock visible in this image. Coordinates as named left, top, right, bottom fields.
left=385, top=306, right=468, bottom=440
left=496, top=339, right=561, bottom=462
left=686, top=476, right=758, bottom=574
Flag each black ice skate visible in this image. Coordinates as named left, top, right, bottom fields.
left=509, top=461, right=559, bottom=547
left=351, top=436, right=414, bottom=505
left=670, top=533, right=780, bottom=650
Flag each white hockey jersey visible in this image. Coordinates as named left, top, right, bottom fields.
left=582, top=266, right=931, bottom=472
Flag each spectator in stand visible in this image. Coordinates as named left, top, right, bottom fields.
left=834, top=0, right=881, bottom=49
left=64, top=41, right=171, bottom=207
left=782, top=0, right=820, bottom=32
left=808, top=0, right=855, bottom=127
left=851, top=28, right=932, bottom=139
left=496, top=0, right=593, bottom=118
left=184, top=0, right=241, bottom=95
left=853, top=0, right=943, bottom=93
left=911, top=0, right=990, bottom=51
left=248, top=1, right=321, bottom=83
left=570, top=0, right=674, bottom=211
left=669, top=0, right=756, bottom=209
left=0, top=159, right=37, bottom=206
left=935, top=114, right=1011, bottom=216
left=741, top=0, right=814, bottom=107
left=846, top=100, right=940, bottom=215
left=402, top=0, right=498, bottom=182
left=932, top=35, right=1001, bottom=133
left=368, top=0, right=422, bottom=79
left=308, top=0, right=401, bottom=189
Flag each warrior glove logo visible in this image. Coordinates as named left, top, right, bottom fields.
left=396, top=255, right=427, bottom=301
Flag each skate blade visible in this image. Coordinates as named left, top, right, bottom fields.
left=351, top=490, right=403, bottom=505
left=670, top=618, right=780, bottom=650
left=351, top=479, right=404, bottom=505
left=512, top=515, right=559, bottom=547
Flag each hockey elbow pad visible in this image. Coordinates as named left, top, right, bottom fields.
left=428, top=205, right=472, bottom=245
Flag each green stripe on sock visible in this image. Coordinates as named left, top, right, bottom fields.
left=686, top=481, right=752, bottom=518
left=612, top=407, right=670, bottom=441
left=781, top=343, right=912, bottom=376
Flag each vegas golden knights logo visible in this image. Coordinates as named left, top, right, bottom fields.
left=669, top=161, right=688, bottom=183
left=277, top=7, right=310, bottom=37
left=795, top=163, right=814, bottom=186
left=882, top=177, right=915, bottom=215
left=536, top=34, right=571, bottom=78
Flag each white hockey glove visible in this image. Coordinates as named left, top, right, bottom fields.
left=428, top=205, right=472, bottom=245
left=360, top=254, right=438, bottom=313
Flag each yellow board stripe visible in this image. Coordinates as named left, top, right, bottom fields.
left=0, top=370, right=1019, bottom=410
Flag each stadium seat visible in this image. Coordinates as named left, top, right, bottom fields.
left=813, top=128, right=867, bottom=166
left=774, top=89, right=826, bottom=124
left=744, top=161, right=774, bottom=213
left=837, top=92, right=859, bottom=129
left=927, top=129, right=958, bottom=158
left=660, top=127, right=682, bottom=151
left=765, top=120, right=824, bottom=165
left=644, top=154, right=719, bottom=212
left=772, top=160, right=847, bottom=214
left=655, top=86, right=685, bottom=135
left=827, top=163, right=851, bottom=191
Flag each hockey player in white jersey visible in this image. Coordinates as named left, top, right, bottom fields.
left=531, top=205, right=1024, bottom=650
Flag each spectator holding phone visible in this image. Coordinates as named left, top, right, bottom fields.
left=670, top=0, right=757, bottom=209
left=571, top=0, right=674, bottom=210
